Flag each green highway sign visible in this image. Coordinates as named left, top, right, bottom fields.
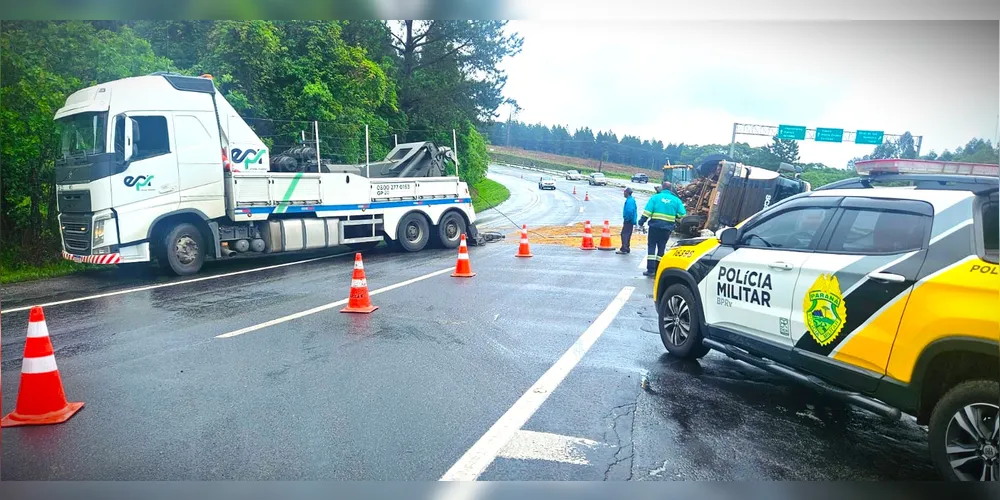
left=855, top=130, right=885, bottom=145
left=777, top=124, right=807, bottom=141
left=815, top=127, right=844, bottom=143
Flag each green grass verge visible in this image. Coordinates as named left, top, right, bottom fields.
left=471, top=177, right=511, bottom=213
left=1, top=257, right=102, bottom=284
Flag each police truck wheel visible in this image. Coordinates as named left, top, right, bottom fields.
left=928, top=380, right=1000, bottom=481
left=436, top=212, right=466, bottom=249
left=658, top=284, right=710, bottom=359
left=397, top=213, right=430, bottom=252
left=161, top=223, right=205, bottom=276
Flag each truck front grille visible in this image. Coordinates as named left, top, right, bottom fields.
left=61, top=214, right=92, bottom=254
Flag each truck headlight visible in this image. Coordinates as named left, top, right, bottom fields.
left=93, top=219, right=105, bottom=246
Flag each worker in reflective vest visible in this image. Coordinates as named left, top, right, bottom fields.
left=637, top=181, right=687, bottom=276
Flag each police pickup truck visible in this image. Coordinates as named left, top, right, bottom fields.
left=651, top=159, right=999, bottom=481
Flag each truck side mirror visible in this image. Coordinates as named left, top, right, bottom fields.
left=718, top=227, right=738, bottom=246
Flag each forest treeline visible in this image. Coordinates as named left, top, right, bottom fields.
left=487, top=120, right=1000, bottom=188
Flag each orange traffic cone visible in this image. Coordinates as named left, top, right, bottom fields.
left=1, top=306, right=84, bottom=427
left=581, top=220, right=596, bottom=250
left=515, top=224, right=533, bottom=258
left=572, top=186, right=577, bottom=195
left=452, top=234, right=476, bottom=277
left=584, top=192, right=590, bottom=201
left=341, top=253, right=378, bottom=313
left=598, top=220, right=615, bottom=250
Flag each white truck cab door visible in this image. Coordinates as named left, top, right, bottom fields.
left=111, top=113, right=180, bottom=244
left=702, top=199, right=840, bottom=362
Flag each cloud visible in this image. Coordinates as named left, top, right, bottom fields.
left=499, top=20, right=999, bottom=168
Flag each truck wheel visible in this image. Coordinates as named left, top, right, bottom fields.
left=396, top=213, right=430, bottom=252
left=928, top=380, right=999, bottom=481
left=160, top=222, right=205, bottom=276
left=658, top=284, right=710, bottom=359
left=436, top=212, right=466, bottom=249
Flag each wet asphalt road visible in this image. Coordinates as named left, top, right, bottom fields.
left=1, top=164, right=937, bottom=480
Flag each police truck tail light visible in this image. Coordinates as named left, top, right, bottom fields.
left=856, top=159, right=999, bottom=177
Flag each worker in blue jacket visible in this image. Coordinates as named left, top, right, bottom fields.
left=638, top=181, right=687, bottom=276
left=616, top=188, right=638, bottom=254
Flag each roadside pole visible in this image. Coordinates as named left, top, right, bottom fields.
left=728, top=122, right=737, bottom=158
left=365, top=125, right=370, bottom=178
left=453, top=128, right=459, bottom=180
left=313, top=121, right=321, bottom=170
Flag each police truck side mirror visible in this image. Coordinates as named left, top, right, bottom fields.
left=718, top=227, right=738, bottom=246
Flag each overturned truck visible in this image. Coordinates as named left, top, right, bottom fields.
left=673, top=158, right=811, bottom=237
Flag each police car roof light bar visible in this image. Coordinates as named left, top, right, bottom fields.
left=855, top=158, right=999, bottom=177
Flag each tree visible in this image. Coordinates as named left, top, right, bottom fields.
left=767, top=136, right=800, bottom=164
left=388, top=20, right=522, bottom=133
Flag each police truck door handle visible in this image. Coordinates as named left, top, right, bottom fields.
left=768, top=261, right=794, bottom=271
left=868, top=271, right=906, bottom=283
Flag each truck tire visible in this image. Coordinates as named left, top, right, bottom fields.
left=928, top=379, right=999, bottom=481
left=160, top=222, right=205, bottom=276
left=396, top=213, right=430, bottom=252
left=436, top=211, right=466, bottom=249
left=658, top=283, right=710, bottom=359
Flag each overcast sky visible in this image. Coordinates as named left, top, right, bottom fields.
left=498, top=21, right=999, bottom=168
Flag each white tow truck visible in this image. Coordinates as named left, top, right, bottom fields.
left=53, top=72, right=481, bottom=275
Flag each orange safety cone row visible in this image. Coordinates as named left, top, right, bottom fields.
left=341, top=253, right=378, bottom=314
left=598, top=220, right=615, bottom=250
left=1, top=306, right=84, bottom=427
left=581, top=220, right=596, bottom=250
left=452, top=234, right=476, bottom=277
left=584, top=192, right=590, bottom=201
left=515, top=224, right=533, bottom=258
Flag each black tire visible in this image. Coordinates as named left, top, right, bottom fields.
left=159, top=222, right=205, bottom=276
left=928, top=379, right=1000, bottom=481
left=657, top=283, right=710, bottom=359
left=436, top=211, right=466, bottom=249
left=396, top=212, right=430, bottom=252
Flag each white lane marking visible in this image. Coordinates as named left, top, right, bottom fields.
left=566, top=221, right=577, bottom=227
left=1, top=251, right=353, bottom=315
left=216, top=267, right=453, bottom=339
left=497, top=430, right=604, bottom=465
left=578, top=207, right=584, bottom=213
left=439, top=286, right=635, bottom=481
left=638, top=255, right=647, bottom=270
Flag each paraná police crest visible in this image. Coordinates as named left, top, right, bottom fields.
left=803, top=273, right=847, bottom=346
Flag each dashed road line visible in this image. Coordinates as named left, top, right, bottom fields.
left=1, top=251, right=354, bottom=315
left=216, top=267, right=453, bottom=339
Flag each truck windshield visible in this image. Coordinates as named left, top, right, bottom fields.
left=57, top=112, right=108, bottom=159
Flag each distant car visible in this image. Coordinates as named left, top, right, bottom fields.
left=588, top=172, right=608, bottom=186
left=631, top=173, right=649, bottom=183
left=538, top=176, right=556, bottom=190
left=565, top=170, right=585, bottom=181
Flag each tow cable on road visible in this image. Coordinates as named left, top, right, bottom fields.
left=474, top=194, right=569, bottom=243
